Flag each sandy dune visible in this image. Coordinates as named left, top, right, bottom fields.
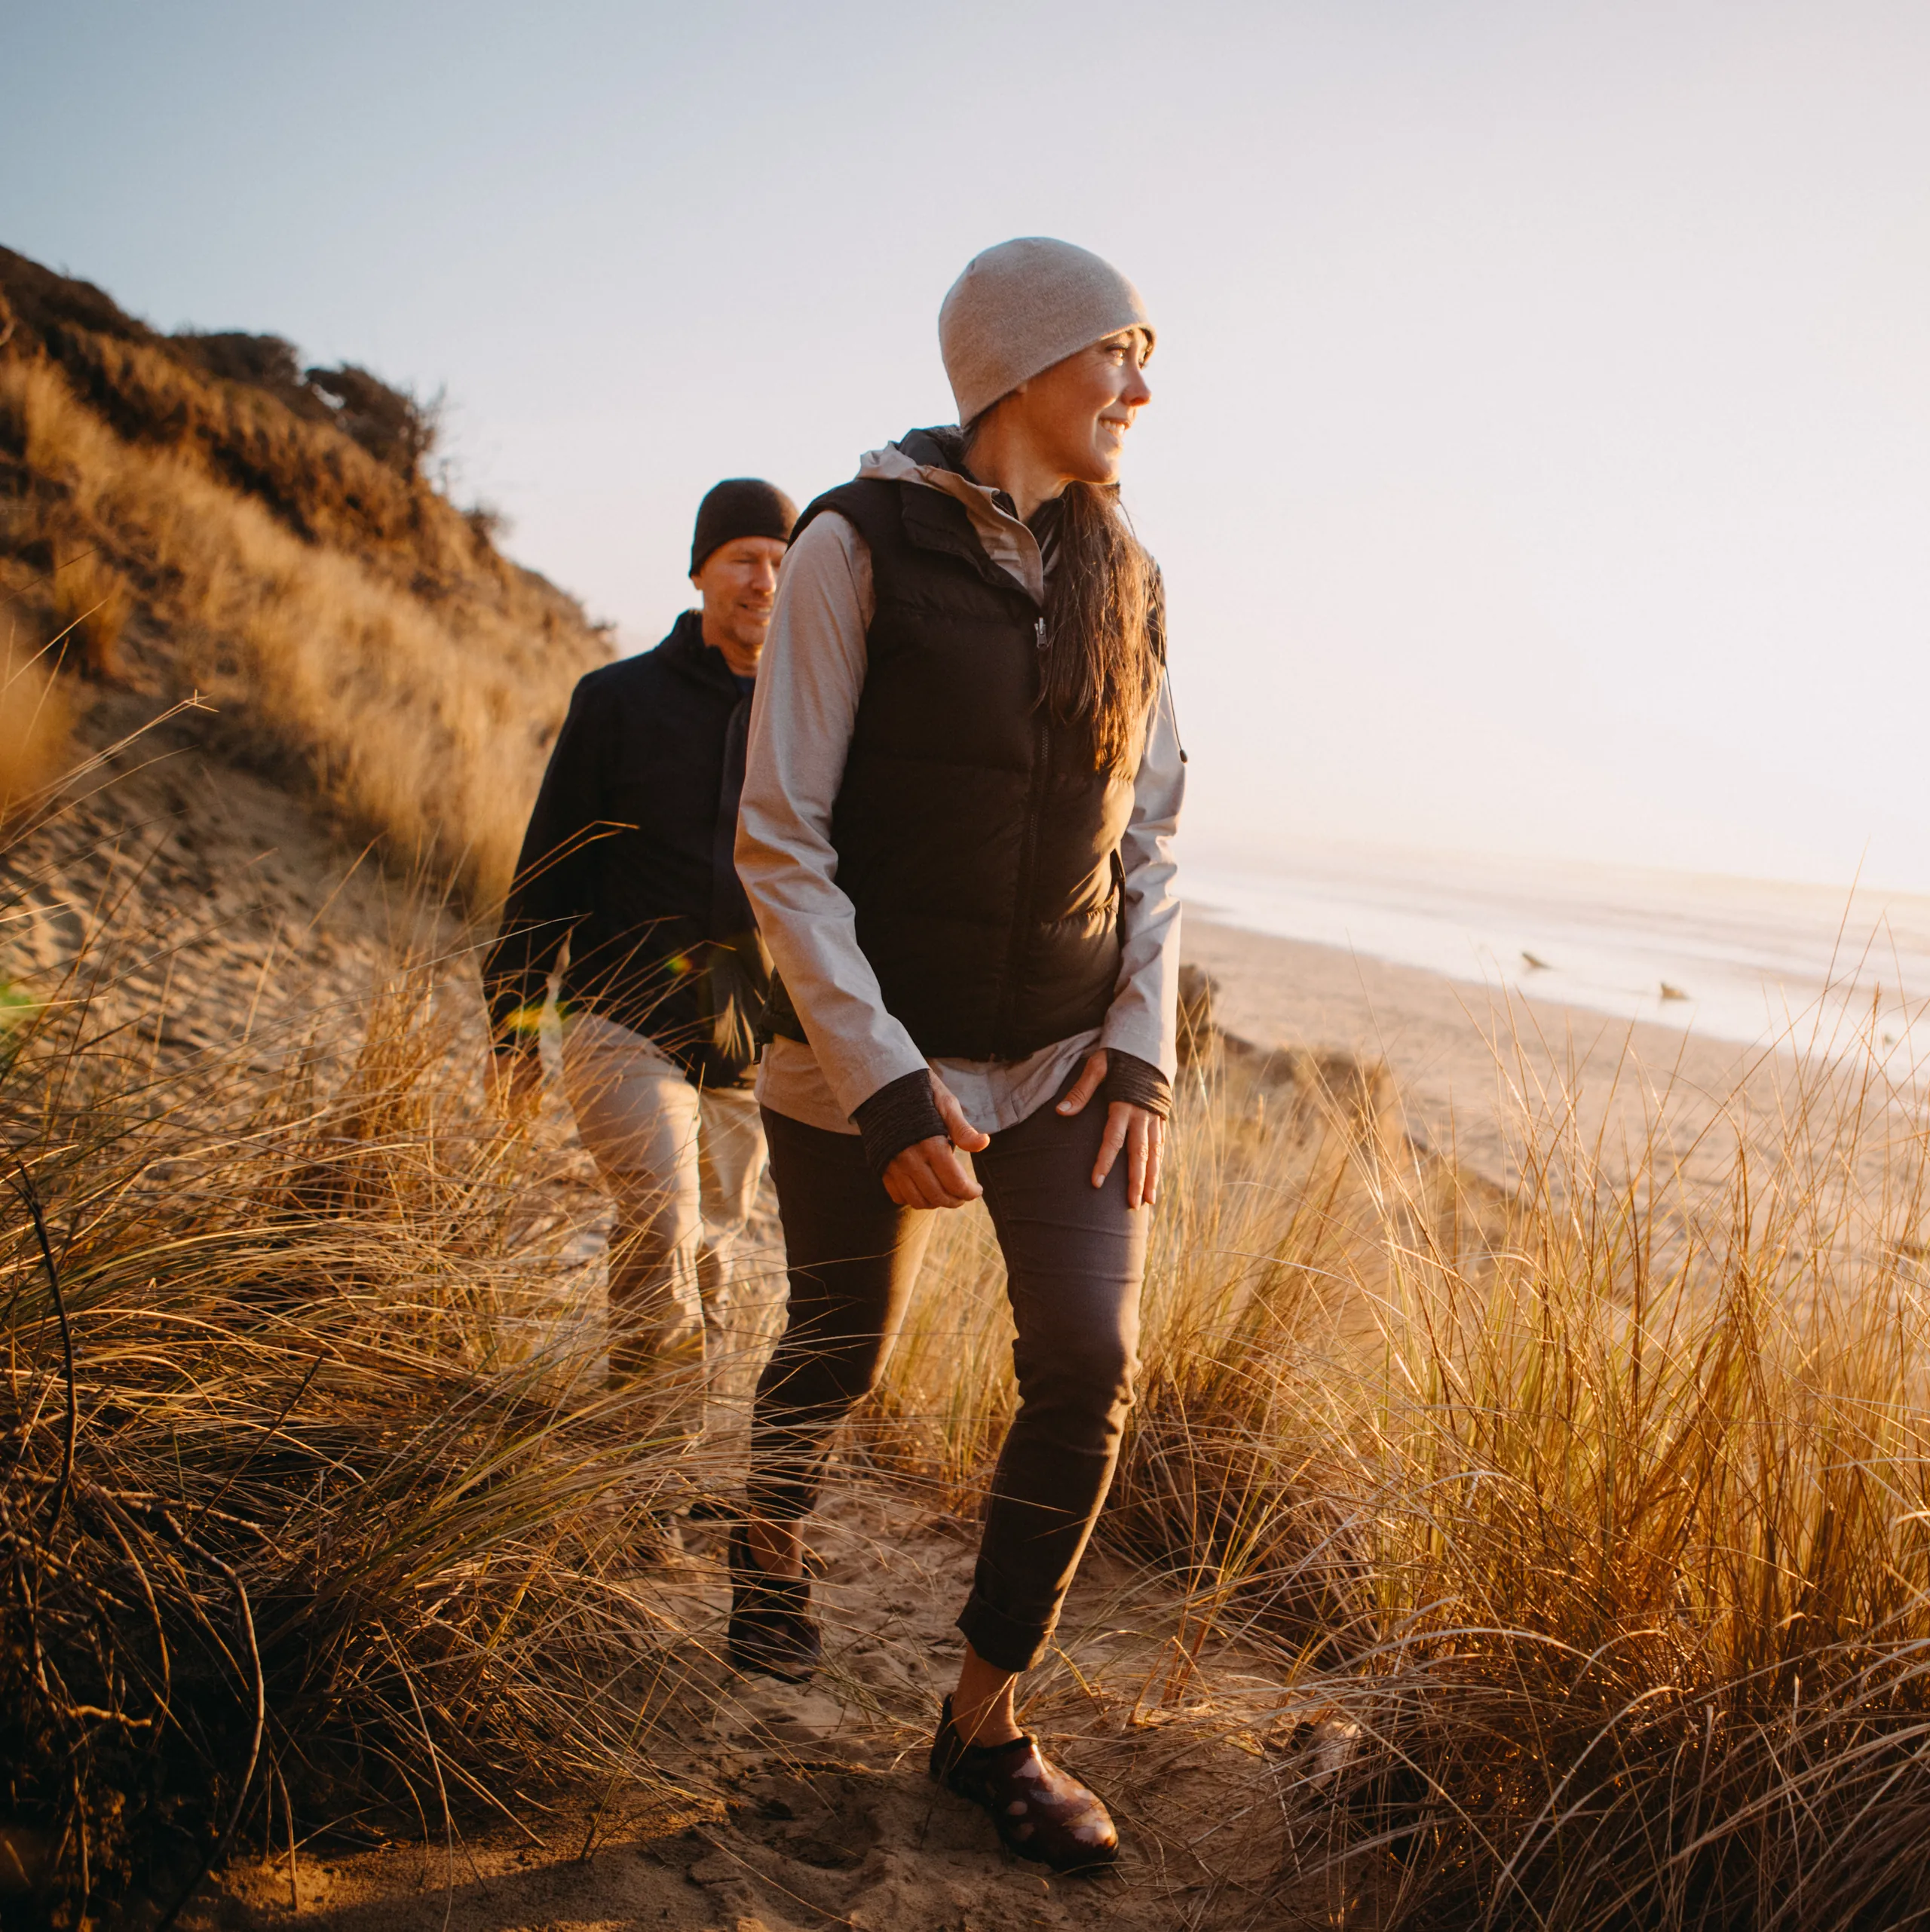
left=206, top=1486, right=1324, bottom=1932
left=1181, top=911, right=1916, bottom=1234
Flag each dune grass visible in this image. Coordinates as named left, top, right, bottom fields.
left=847, top=1011, right=1930, bottom=1927
left=12, top=756, right=1930, bottom=1928
left=0, top=860, right=715, bottom=1925
left=0, top=625, right=71, bottom=823
left=11, top=750, right=1930, bottom=1923
left=1278, top=1041, right=1930, bottom=1930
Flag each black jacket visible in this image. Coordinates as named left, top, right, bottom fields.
left=764, top=439, right=1135, bottom=1063
left=484, top=611, right=769, bottom=1087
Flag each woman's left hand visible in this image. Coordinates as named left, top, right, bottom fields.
left=1057, top=1048, right=1163, bottom=1209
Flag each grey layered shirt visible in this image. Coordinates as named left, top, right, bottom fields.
left=734, top=439, right=1185, bottom=1137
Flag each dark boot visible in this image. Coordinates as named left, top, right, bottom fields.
left=929, top=1695, right=1120, bottom=1872
left=726, top=1524, right=822, bottom=1683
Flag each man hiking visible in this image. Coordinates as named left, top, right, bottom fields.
left=485, top=477, right=798, bottom=1390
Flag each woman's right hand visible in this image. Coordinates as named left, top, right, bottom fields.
left=882, top=1075, right=990, bottom=1210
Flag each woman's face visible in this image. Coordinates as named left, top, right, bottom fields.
left=1012, top=328, right=1153, bottom=487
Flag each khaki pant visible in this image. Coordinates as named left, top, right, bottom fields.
left=561, top=1012, right=765, bottom=1380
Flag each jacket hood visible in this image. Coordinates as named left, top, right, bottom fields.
left=855, top=426, right=964, bottom=489
left=853, top=428, right=1045, bottom=605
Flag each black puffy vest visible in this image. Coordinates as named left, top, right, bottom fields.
left=767, top=474, right=1135, bottom=1062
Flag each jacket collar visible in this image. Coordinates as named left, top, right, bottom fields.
left=658, top=606, right=748, bottom=693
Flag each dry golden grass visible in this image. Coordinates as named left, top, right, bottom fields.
left=0, top=246, right=610, bottom=906
left=13, top=749, right=1930, bottom=1928
left=0, top=896, right=715, bottom=1927
left=845, top=1024, right=1930, bottom=1927
left=0, top=627, right=71, bottom=820
left=44, top=550, right=130, bottom=678
left=0, top=355, right=602, bottom=904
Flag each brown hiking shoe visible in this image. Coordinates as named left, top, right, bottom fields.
left=929, top=1696, right=1120, bottom=1872
left=725, top=1524, right=822, bottom=1683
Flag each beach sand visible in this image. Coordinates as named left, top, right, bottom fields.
left=1181, top=910, right=1910, bottom=1221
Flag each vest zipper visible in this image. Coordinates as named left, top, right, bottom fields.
left=993, top=618, right=1052, bottom=1056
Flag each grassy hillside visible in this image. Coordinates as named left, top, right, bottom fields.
left=0, top=244, right=610, bottom=900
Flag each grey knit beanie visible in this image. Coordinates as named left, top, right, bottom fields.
left=938, top=238, right=1154, bottom=426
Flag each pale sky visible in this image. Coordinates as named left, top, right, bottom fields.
left=6, top=2, right=1928, bottom=889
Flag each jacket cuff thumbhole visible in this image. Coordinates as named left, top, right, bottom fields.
left=1101, top=1050, right=1172, bottom=1119
left=852, top=1069, right=947, bottom=1178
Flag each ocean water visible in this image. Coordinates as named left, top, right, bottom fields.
left=1183, top=846, right=1930, bottom=1075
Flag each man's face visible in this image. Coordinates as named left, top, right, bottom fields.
left=692, top=535, right=787, bottom=663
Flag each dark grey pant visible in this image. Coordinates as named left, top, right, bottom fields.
left=749, top=1082, right=1148, bottom=1673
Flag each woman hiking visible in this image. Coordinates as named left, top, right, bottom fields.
left=733, top=237, right=1184, bottom=1871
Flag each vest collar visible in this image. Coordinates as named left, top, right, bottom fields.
left=858, top=429, right=1047, bottom=606
left=896, top=487, right=1034, bottom=602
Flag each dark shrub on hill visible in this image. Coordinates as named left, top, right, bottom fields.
left=305, top=360, right=440, bottom=477
left=174, top=330, right=329, bottom=421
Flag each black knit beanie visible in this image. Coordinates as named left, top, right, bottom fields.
left=690, top=478, right=798, bottom=575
